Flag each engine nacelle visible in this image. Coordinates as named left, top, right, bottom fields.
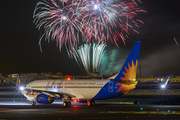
left=36, top=94, right=54, bottom=104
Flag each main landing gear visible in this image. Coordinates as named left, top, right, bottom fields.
left=87, top=100, right=95, bottom=106
left=63, top=100, right=95, bottom=107
left=32, top=101, right=36, bottom=106
left=63, top=101, right=71, bottom=107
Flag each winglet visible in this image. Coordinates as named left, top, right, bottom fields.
left=16, top=75, right=21, bottom=90
left=163, top=75, right=171, bottom=86
left=16, top=75, right=24, bottom=91
left=114, top=41, right=141, bottom=81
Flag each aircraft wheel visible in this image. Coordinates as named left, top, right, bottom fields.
left=87, top=100, right=95, bottom=106
left=32, top=101, right=36, bottom=106
left=91, top=101, right=95, bottom=106
left=67, top=101, right=71, bottom=107
left=63, top=102, right=67, bottom=107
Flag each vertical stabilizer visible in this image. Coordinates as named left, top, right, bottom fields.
left=114, top=41, right=141, bottom=81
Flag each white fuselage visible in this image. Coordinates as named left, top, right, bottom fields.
left=22, top=79, right=110, bottom=101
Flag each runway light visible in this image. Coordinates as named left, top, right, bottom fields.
left=140, top=107, right=143, bottom=110
left=161, top=85, right=165, bottom=88
left=20, top=86, right=24, bottom=91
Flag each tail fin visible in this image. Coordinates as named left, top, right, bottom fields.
left=163, top=75, right=171, bottom=86
left=114, top=41, right=141, bottom=81
left=16, top=75, right=21, bottom=90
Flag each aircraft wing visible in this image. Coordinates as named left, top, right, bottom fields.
left=24, top=88, right=76, bottom=99
left=138, top=75, right=171, bottom=84
left=138, top=75, right=171, bottom=89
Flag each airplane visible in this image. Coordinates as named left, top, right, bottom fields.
left=16, top=41, right=170, bottom=107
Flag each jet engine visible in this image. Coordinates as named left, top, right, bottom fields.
left=36, top=94, right=55, bottom=104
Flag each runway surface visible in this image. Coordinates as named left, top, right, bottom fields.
left=1, top=104, right=180, bottom=120
left=0, top=83, right=180, bottom=120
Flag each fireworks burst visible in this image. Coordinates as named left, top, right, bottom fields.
left=92, top=43, right=106, bottom=73
left=80, top=0, right=146, bottom=46
left=33, top=0, right=82, bottom=51
left=33, top=0, right=146, bottom=51
left=69, top=42, right=106, bottom=75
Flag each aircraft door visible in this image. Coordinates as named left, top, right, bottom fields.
left=108, top=82, right=113, bottom=93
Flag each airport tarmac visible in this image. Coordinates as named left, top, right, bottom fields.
left=0, top=83, right=180, bottom=120
left=0, top=104, right=180, bottom=120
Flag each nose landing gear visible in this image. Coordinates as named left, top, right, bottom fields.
left=32, top=101, right=36, bottom=106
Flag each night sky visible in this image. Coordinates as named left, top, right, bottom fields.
left=0, top=0, right=180, bottom=77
